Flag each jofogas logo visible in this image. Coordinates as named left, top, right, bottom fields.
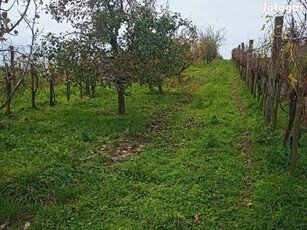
left=262, top=2, right=305, bottom=13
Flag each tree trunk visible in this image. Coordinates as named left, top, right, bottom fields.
left=5, top=71, right=12, bottom=115
left=10, top=46, right=16, bottom=84
left=85, top=77, right=90, bottom=98
left=91, top=82, right=96, bottom=98
left=80, top=81, right=83, bottom=99
left=158, top=84, right=163, bottom=94
left=117, top=82, right=125, bottom=115
left=49, top=78, right=55, bottom=106
left=31, top=64, right=38, bottom=109
left=66, top=74, right=71, bottom=101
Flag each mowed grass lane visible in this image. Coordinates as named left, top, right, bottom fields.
left=1, top=60, right=307, bottom=229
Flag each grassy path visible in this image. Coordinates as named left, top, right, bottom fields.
left=33, top=61, right=253, bottom=229
left=1, top=61, right=307, bottom=229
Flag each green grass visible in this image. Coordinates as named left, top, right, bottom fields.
left=1, top=60, right=307, bottom=229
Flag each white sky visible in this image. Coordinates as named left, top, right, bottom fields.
left=8, top=0, right=292, bottom=59
left=158, top=0, right=288, bottom=59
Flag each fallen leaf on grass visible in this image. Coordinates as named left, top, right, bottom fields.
left=23, top=222, right=30, bottom=230
left=74, top=177, right=82, bottom=185
left=194, top=214, right=202, bottom=225
left=0, top=223, right=8, bottom=230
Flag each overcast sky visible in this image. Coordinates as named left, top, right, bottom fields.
left=157, top=0, right=288, bottom=59
left=10, top=0, right=290, bottom=59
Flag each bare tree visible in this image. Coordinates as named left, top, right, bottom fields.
left=198, top=25, right=226, bottom=63
left=0, top=0, right=41, bottom=112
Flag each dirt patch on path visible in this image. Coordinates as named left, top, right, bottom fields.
left=231, top=80, right=245, bottom=115
left=105, top=92, right=193, bottom=163
left=231, top=80, right=254, bottom=207
left=107, top=112, right=169, bottom=162
left=240, top=130, right=253, bottom=206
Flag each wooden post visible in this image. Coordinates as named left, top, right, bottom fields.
left=272, top=17, right=284, bottom=63
left=272, top=16, right=284, bottom=128
left=252, top=53, right=258, bottom=97
left=247, top=40, right=254, bottom=92
left=265, top=16, right=283, bottom=126
left=283, top=89, right=297, bottom=146
left=237, top=45, right=240, bottom=69
left=117, top=81, right=125, bottom=115
left=291, top=73, right=303, bottom=174
left=240, top=43, right=245, bottom=80
left=256, top=53, right=262, bottom=101
left=231, top=48, right=235, bottom=60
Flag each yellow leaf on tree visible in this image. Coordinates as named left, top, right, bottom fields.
left=289, top=73, right=297, bottom=84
